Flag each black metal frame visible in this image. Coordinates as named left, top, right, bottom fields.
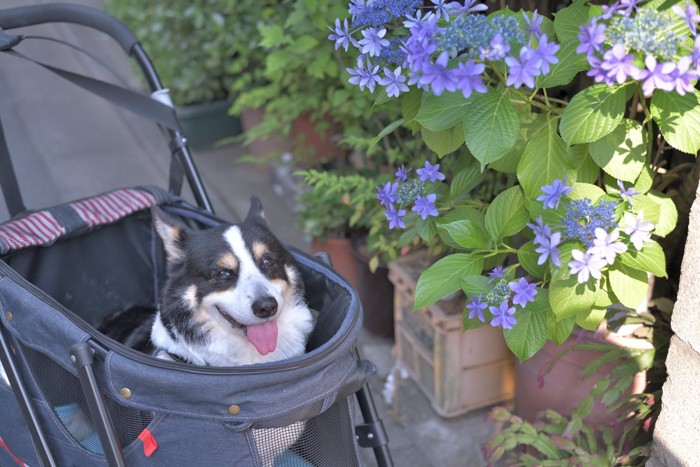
left=0, top=4, right=393, bottom=466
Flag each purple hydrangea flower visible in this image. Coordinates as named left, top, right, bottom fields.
left=348, top=0, right=366, bottom=21
left=527, top=216, right=553, bottom=244
left=487, top=265, right=505, bottom=283
left=481, top=34, right=511, bottom=61
left=412, top=193, right=439, bottom=220
left=379, top=66, right=409, bottom=97
left=453, top=60, right=487, bottom=98
left=640, top=55, right=676, bottom=97
left=535, top=231, right=562, bottom=267
left=617, top=180, right=640, bottom=206
left=672, top=1, right=700, bottom=35
left=328, top=18, right=355, bottom=52
left=670, top=56, right=698, bottom=95
left=535, top=34, right=560, bottom=75
left=403, top=9, right=435, bottom=29
left=416, top=161, right=445, bottom=182
left=347, top=57, right=381, bottom=92
left=489, top=301, right=517, bottom=329
left=376, top=181, right=398, bottom=207
left=623, top=212, right=654, bottom=250
left=431, top=0, right=452, bottom=20
left=568, top=249, right=607, bottom=283
left=419, top=52, right=457, bottom=96
left=509, top=278, right=538, bottom=307
left=537, top=179, right=573, bottom=210
left=589, top=228, right=627, bottom=265
left=385, top=205, right=407, bottom=229
left=524, top=9, right=544, bottom=39
left=577, top=20, right=606, bottom=56
left=505, top=46, right=540, bottom=89
left=601, top=44, right=642, bottom=85
left=586, top=55, right=612, bottom=85
left=466, top=293, right=488, bottom=322
left=359, top=27, right=390, bottom=57
left=447, top=0, right=488, bottom=17
left=395, top=164, right=411, bottom=182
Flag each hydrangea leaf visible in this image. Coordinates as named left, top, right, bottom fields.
left=646, top=190, right=678, bottom=237
left=490, top=112, right=548, bottom=173
left=450, top=162, right=486, bottom=197
left=505, top=289, right=550, bottom=362
left=547, top=315, right=576, bottom=344
left=570, top=144, right=601, bottom=184
left=559, top=83, right=630, bottom=145
left=536, top=41, right=589, bottom=89
left=608, top=263, right=649, bottom=309
left=436, top=210, right=490, bottom=249
left=415, top=91, right=470, bottom=132
left=414, top=253, right=484, bottom=310
left=517, top=118, right=575, bottom=199
left=461, top=275, right=492, bottom=330
left=463, top=88, right=520, bottom=169
left=552, top=0, right=598, bottom=42
left=576, top=306, right=607, bottom=331
left=634, top=164, right=655, bottom=194
left=568, top=182, right=606, bottom=202
left=589, top=119, right=647, bottom=182
left=651, top=89, right=700, bottom=155
left=422, top=125, right=465, bottom=157
left=633, top=193, right=662, bottom=224
left=517, top=241, right=548, bottom=280
left=548, top=275, right=596, bottom=320
left=485, top=186, right=530, bottom=242
left=620, top=240, right=667, bottom=278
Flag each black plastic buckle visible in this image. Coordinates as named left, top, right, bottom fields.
left=0, top=28, right=22, bottom=51
left=355, top=420, right=389, bottom=449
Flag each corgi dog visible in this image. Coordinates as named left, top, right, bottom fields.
left=147, top=197, right=315, bottom=366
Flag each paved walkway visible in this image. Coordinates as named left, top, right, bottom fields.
left=0, top=1, right=500, bottom=465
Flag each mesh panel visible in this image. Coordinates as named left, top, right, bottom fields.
left=19, top=344, right=154, bottom=454
left=252, top=398, right=360, bottom=467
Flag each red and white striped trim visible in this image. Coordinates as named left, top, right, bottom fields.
left=69, top=188, right=157, bottom=227
left=0, top=210, right=65, bottom=252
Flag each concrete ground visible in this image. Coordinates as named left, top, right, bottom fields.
left=0, top=1, right=503, bottom=465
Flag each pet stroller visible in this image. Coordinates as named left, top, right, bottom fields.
left=0, top=3, right=392, bottom=466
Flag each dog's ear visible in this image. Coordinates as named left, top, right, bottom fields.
left=244, top=196, right=267, bottom=227
left=151, top=206, right=188, bottom=261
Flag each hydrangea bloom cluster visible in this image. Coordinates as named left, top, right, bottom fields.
left=577, top=0, right=700, bottom=96
left=467, top=270, right=537, bottom=330
left=329, top=0, right=562, bottom=98
left=376, top=161, right=444, bottom=229
left=529, top=179, right=655, bottom=284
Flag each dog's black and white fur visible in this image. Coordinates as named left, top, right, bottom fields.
left=148, top=197, right=315, bottom=367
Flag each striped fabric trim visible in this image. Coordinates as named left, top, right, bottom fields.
left=69, top=188, right=158, bottom=227
left=0, top=210, right=65, bottom=252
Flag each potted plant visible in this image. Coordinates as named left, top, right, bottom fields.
left=105, top=0, right=254, bottom=148
left=329, top=0, right=692, bottom=457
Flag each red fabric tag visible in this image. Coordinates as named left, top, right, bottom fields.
left=138, top=429, right=158, bottom=457
left=0, top=437, right=26, bottom=466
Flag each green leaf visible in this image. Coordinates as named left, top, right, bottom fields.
left=635, top=164, right=654, bottom=194
left=505, top=289, right=550, bottom=361
left=461, top=274, right=491, bottom=295
left=265, top=50, right=293, bottom=74
left=568, top=182, right=606, bottom=202
left=436, top=211, right=490, bottom=250
left=570, top=144, right=601, bottom=184
left=450, top=162, right=486, bottom=196
left=367, top=119, right=405, bottom=151
left=517, top=117, right=575, bottom=199
left=651, top=89, right=700, bottom=155
left=518, top=241, right=548, bottom=279
left=489, top=112, right=548, bottom=173
left=548, top=315, right=576, bottom=344
left=416, top=216, right=438, bottom=243
left=620, top=240, right=667, bottom=278
left=633, top=193, right=661, bottom=225
left=646, top=190, right=678, bottom=237
left=553, top=0, right=593, bottom=43
left=589, top=119, right=647, bottom=182
left=258, top=24, right=288, bottom=48
left=463, top=88, right=520, bottom=169
left=576, top=306, right=607, bottom=331
left=414, top=254, right=485, bottom=310
left=422, top=125, right=464, bottom=157
left=401, top=88, right=422, bottom=130
left=294, top=34, right=319, bottom=53
left=548, top=275, right=596, bottom=320
left=559, top=83, right=630, bottom=145
left=536, top=41, right=589, bottom=89
left=608, top=263, right=649, bottom=309
left=485, top=186, right=529, bottom=242
left=415, top=92, right=469, bottom=131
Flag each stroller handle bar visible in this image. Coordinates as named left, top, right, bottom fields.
left=0, top=3, right=139, bottom=55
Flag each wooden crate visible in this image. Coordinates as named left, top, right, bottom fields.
left=388, top=252, right=515, bottom=418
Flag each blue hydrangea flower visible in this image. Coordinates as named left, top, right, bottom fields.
left=623, top=211, right=654, bottom=250
left=376, top=181, right=398, bottom=207
left=577, top=20, right=606, bottom=56
left=328, top=18, right=355, bottom=52
left=537, top=179, right=572, bottom=210
left=403, top=10, right=435, bottom=29
left=359, top=27, right=390, bottom=57
left=395, top=164, right=411, bottom=182
left=487, top=265, right=505, bottom=283
left=416, top=161, right=445, bottom=182
left=600, top=44, right=642, bottom=84
left=347, top=57, right=381, bottom=92
left=505, top=46, right=540, bottom=89
left=524, top=9, right=544, bottom=39
left=672, top=1, right=700, bottom=35
left=385, top=205, right=407, bottom=229
left=617, top=180, right=640, bottom=206
left=431, top=0, right=452, bottom=20
left=481, top=34, right=510, bottom=61
left=535, top=231, right=562, bottom=267
left=379, top=66, right=409, bottom=97
left=466, top=293, right=488, bottom=322
left=509, top=278, right=537, bottom=307
left=453, top=60, right=487, bottom=98
left=534, top=34, right=560, bottom=74
left=527, top=216, right=553, bottom=244
left=640, top=55, right=676, bottom=97
left=568, top=249, right=607, bottom=284
left=489, top=301, right=517, bottom=329
left=412, top=193, right=439, bottom=220
left=448, top=0, right=488, bottom=17
left=418, top=52, right=457, bottom=96
left=589, top=228, right=627, bottom=265
left=670, top=56, right=698, bottom=95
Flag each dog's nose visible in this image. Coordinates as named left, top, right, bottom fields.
left=252, top=296, right=278, bottom=318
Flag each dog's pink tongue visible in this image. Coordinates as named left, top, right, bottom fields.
left=246, top=320, right=278, bottom=356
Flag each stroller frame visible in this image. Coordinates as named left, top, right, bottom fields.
left=0, top=4, right=392, bottom=466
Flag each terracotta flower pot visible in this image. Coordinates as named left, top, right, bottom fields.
left=239, top=107, right=292, bottom=159
left=310, top=237, right=360, bottom=292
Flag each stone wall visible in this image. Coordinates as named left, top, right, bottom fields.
left=649, top=187, right=700, bottom=466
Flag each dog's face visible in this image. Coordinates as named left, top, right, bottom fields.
left=151, top=197, right=312, bottom=365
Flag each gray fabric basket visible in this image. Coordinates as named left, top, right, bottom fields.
left=0, top=190, right=374, bottom=466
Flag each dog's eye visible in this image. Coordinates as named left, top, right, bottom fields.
left=214, top=269, right=235, bottom=281
left=260, top=254, right=276, bottom=269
